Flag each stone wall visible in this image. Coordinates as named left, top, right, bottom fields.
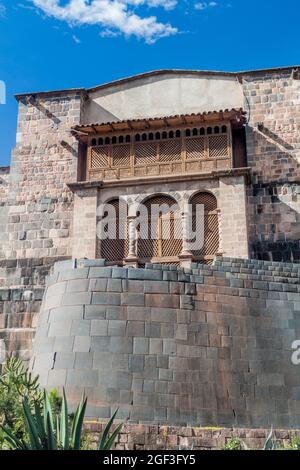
left=85, top=422, right=300, bottom=450
left=243, top=69, right=300, bottom=262
left=0, top=256, right=69, bottom=363
left=0, top=91, right=84, bottom=260
left=31, top=257, right=300, bottom=429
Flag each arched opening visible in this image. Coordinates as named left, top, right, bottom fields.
left=190, top=192, right=219, bottom=264
left=137, top=195, right=182, bottom=264
left=97, top=199, right=128, bottom=265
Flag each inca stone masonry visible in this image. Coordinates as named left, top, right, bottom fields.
left=0, top=67, right=300, bottom=431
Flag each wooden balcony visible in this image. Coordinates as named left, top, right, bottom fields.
left=88, top=123, right=233, bottom=181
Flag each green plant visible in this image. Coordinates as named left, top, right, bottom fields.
left=283, top=436, right=300, bottom=450
left=0, top=357, right=42, bottom=448
left=222, top=437, right=244, bottom=450
left=1, top=389, right=122, bottom=450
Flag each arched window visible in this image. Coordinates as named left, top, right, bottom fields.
left=135, top=134, right=141, bottom=142
left=175, top=130, right=181, bottom=138
left=169, top=130, right=174, bottom=139
left=155, top=132, right=161, bottom=140
left=162, top=131, right=168, bottom=139
left=207, top=127, right=212, bottom=135
left=125, top=135, right=131, bottom=143
left=190, top=192, right=219, bottom=264
left=112, top=136, right=117, bottom=144
left=185, top=129, right=191, bottom=137
left=118, top=135, right=124, bottom=144
left=200, top=127, right=205, bottom=135
left=148, top=133, right=154, bottom=141
left=91, top=138, right=97, bottom=146
left=98, top=137, right=104, bottom=146
left=192, top=128, right=198, bottom=136
left=142, top=133, right=147, bottom=141
left=97, top=199, right=128, bottom=264
left=221, top=125, right=227, bottom=133
left=137, top=195, right=182, bottom=262
left=105, top=137, right=110, bottom=145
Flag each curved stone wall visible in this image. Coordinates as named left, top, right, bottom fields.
left=31, top=257, right=300, bottom=428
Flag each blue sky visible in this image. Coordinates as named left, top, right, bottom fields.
left=0, top=0, right=299, bottom=166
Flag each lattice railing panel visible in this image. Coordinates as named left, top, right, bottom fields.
left=159, top=140, right=181, bottom=162
left=112, top=144, right=131, bottom=167
left=135, top=142, right=157, bottom=165
left=186, top=137, right=206, bottom=160
left=137, top=195, right=182, bottom=260
left=161, top=215, right=183, bottom=256
left=91, top=147, right=109, bottom=168
left=208, top=135, right=229, bottom=158
left=96, top=199, right=128, bottom=263
left=190, top=192, right=219, bottom=257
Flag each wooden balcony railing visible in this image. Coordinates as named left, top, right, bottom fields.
left=87, top=122, right=233, bottom=182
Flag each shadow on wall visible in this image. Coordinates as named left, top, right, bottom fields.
left=246, top=125, right=300, bottom=262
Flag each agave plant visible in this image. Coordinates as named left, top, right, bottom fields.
left=263, top=428, right=277, bottom=450
left=1, top=389, right=122, bottom=450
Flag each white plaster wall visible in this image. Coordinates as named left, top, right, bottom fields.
left=84, top=73, right=243, bottom=124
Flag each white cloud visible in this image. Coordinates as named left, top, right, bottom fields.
left=72, top=34, right=81, bottom=43
left=195, top=1, right=218, bottom=10
left=30, top=0, right=178, bottom=43
left=0, top=3, right=6, bottom=17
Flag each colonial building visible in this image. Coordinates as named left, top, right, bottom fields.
left=0, top=67, right=300, bottom=432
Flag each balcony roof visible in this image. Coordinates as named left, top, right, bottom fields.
left=72, top=108, right=246, bottom=137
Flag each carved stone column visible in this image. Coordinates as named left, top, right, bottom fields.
left=124, top=216, right=139, bottom=267
left=179, top=199, right=193, bottom=269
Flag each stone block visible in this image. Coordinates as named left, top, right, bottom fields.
left=66, top=369, right=98, bottom=387
left=47, top=369, right=67, bottom=387
left=92, top=292, right=121, bottom=306
left=91, top=336, right=110, bottom=352
left=61, top=292, right=92, bottom=307
left=121, top=293, right=145, bottom=306
left=151, top=308, right=176, bottom=323
left=127, top=321, right=145, bottom=337
left=53, top=336, right=74, bottom=352
left=149, top=338, right=163, bottom=354
left=58, top=268, right=89, bottom=282
left=66, top=279, right=90, bottom=293
left=93, top=352, right=112, bottom=369
left=73, top=336, right=91, bottom=352
left=144, top=281, right=169, bottom=294
left=54, top=352, right=75, bottom=369
left=84, top=305, right=106, bottom=319
left=48, top=320, right=72, bottom=337
left=107, top=279, right=122, bottom=292
left=163, top=339, right=176, bottom=356
left=145, top=322, right=161, bottom=338
left=49, top=305, right=83, bottom=322
left=89, top=267, right=112, bottom=278
left=71, top=319, right=91, bottom=336
left=129, top=355, right=145, bottom=372
left=89, top=278, right=108, bottom=292
left=133, top=337, right=149, bottom=354
left=127, top=306, right=150, bottom=321
left=91, top=319, right=108, bottom=336
left=145, top=294, right=179, bottom=308
left=108, top=320, right=126, bottom=336
left=128, top=269, right=162, bottom=281
left=74, top=352, right=93, bottom=369
left=110, top=337, right=133, bottom=354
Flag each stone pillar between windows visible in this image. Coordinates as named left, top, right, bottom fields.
left=179, top=202, right=193, bottom=269
left=124, top=216, right=138, bottom=268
